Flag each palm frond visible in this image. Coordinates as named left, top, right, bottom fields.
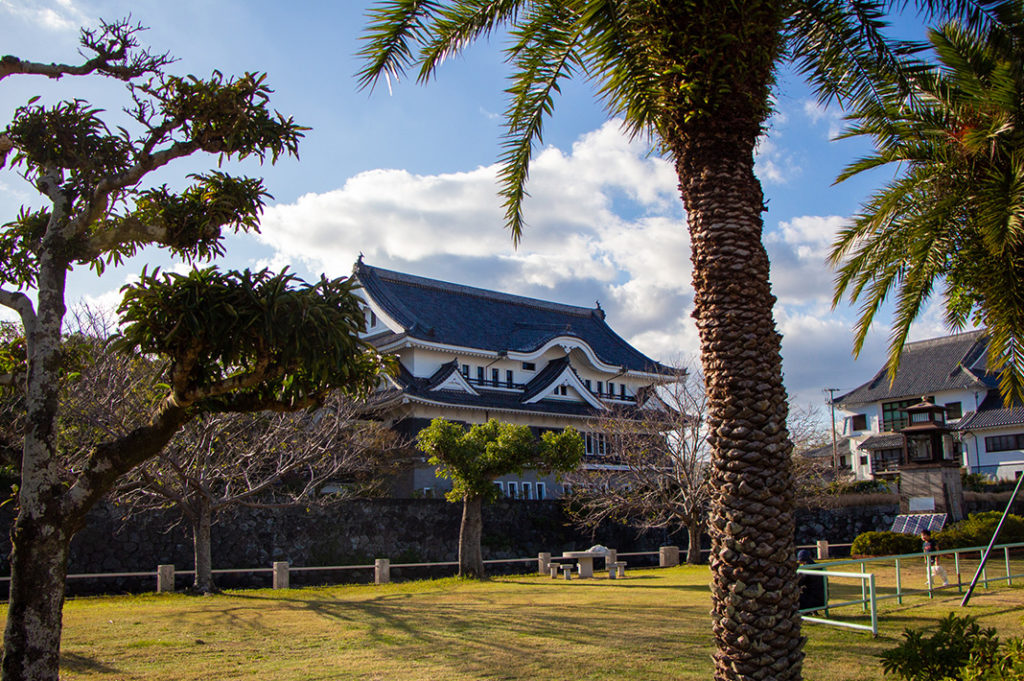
left=417, top=0, right=525, bottom=82
left=356, top=0, right=443, bottom=92
left=498, top=4, right=583, bottom=244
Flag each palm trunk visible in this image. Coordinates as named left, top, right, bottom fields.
left=458, top=494, right=484, bottom=578
left=686, top=520, right=702, bottom=565
left=674, top=113, right=801, bottom=679
left=192, top=500, right=215, bottom=593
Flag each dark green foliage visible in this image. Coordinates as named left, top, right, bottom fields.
left=851, top=530, right=923, bottom=556
left=961, top=637, right=1024, bottom=681
left=935, top=512, right=1024, bottom=549
left=828, top=479, right=893, bottom=494
left=417, top=418, right=583, bottom=503
left=962, top=472, right=1020, bottom=493
left=832, top=11, right=1024, bottom=403
left=880, top=613, right=998, bottom=681
left=113, top=267, right=386, bottom=410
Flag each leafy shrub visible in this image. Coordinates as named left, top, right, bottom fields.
left=829, top=479, right=894, bottom=495
left=851, top=530, right=922, bottom=556
left=935, top=512, right=1024, bottom=550
left=962, top=472, right=1021, bottom=494
left=960, top=637, right=1024, bottom=681
left=880, top=613, right=997, bottom=681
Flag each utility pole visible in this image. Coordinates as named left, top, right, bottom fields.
left=824, top=388, right=841, bottom=470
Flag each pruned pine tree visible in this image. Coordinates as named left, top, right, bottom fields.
left=832, top=6, right=1024, bottom=406
left=417, top=418, right=583, bottom=578
left=357, top=2, right=1006, bottom=678
left=0, top=21, right=387, bottom=681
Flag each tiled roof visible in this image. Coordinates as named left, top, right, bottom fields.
left=388, top=356, right=649, bottom=420
left=957, top=389, right=1024, bottom=430
left=836, top=330, right=997, bottom=406
left=424, top=360, right=462, bottom=391
left=355, top=261, right=669, bottom=374
left=859, top=433, right=905, bottom=450
left=799, top=439, right=850, bottom=460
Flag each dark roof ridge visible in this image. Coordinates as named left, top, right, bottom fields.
left=903, top=328, right=986, bottom=353
left=363, top=263, right=599, bottom=319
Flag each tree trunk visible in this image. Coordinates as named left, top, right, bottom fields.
left=458, top=494, right=484, bottom=578
left=674, top=112, right=802, bottom=678
left=2, top=515, right=71, bottom=681
left=686, top=520, right=703, bottom=565
left=192, top=501, right=216, bottom=593
left=659, top=4, right=800, bottom=672
left=2, top=245, right=72, bottom=681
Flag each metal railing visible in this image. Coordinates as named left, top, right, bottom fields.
left=797, top=541, right=1024, bottom=636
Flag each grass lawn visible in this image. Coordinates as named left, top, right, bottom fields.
left=8, top=565, right=1024, bottom=680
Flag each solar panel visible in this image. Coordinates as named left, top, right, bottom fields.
left=890, top=514, right=947, bottom=534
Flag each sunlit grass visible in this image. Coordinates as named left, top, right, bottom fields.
left=4, top=566, right=1022, bottom=680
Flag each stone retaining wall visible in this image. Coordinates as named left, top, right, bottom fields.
left=1, top=494, right=1020, bottom=593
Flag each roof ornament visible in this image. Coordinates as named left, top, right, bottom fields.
left=593, top=300, right=606, bottom=320
left=357, top=252, right=364, bottom=264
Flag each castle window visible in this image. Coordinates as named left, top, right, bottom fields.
left=522, top=362, right=536, bottom=371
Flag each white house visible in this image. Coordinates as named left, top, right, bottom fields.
left=353, top=259, right=677, bottom=498
left=834, top=330, right=1024, bottom=481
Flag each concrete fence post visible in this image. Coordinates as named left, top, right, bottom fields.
left=659, top=546, right=680, bottom=568
left=816, top=540, right=830, bottom=560
left=272, top=561, right=290, bottom=589
left=156, top=564, right=175, bottom=593
left=375, top=558, right=390, bottom=585
left=538, top=552, right=552, bottom=575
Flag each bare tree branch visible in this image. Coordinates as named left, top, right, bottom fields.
left=0, top=18, right=172, bottom=83
left=0, top=288, right=36, bottom=332
left=566, top=363, right=710, bottom=564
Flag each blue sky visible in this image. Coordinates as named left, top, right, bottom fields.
left=1, top=0, right=961, bottom=412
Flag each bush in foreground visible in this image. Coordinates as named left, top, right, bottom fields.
left=880, top=613, right=1024, bottom=681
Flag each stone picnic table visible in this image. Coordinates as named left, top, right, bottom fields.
left=561, top=550, right=607, bottom=578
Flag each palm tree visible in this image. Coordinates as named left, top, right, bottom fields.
left=357, top=2, right=1004, bottom=678
left=831, top=9, right=1024, bottom=405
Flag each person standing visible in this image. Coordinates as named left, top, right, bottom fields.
left=797, top=549, right=826, bottom=613
left=921, top=529, right=949, bottom=586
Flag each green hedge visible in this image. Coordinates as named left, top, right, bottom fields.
left=850, top=530, right=922, bottom=556
left=935, top=512, right=1024, bottom=550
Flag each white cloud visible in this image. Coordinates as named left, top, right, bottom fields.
left=802, top=99, right=845, bottom=140
left=766, top=214, right=848, bottom=306
left=755, top=135, right=800, bottom=184
left=258, top=120, right=889, bottom=400
left=1, top=0, right=85, bottom=31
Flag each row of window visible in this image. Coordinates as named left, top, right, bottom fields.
left=461, top=365, right=518, bottom=388
left=848, top=397, right=962, bottom=433
left=584, top=432, right=609, bottom=457
left=985, top=433, right=1024, bottom=452
left=457, top=363, right=632, bottom=400
left=582, top=378, right=629, bottom=399
left=493, top=481, right=547, bottom=500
